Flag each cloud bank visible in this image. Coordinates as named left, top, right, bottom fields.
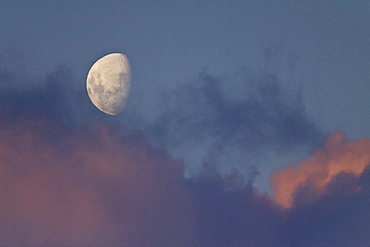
left=0, top=113, right=195, bottom=246
left=1, top=53, right=370, bottom=246
left=0, top=95, right=370, bottom=246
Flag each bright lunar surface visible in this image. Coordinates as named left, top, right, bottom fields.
left=86, top=53, right=131, bottom=115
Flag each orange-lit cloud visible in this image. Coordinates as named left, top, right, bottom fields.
left=270, top=131, right=370, bottom=208
left=0, top=116, right=195, bottom=246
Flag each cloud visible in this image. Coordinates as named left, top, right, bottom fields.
left=151, top=69, right=322, bottom=149
left=285, top=167, right=370, bottom=246
left=0, top=113, right=195, bottom=246
left=189, top=161, right=370, bottom=247
left=0, top=57, right=96, bottom=126
left=186, top=170, right=285, bottom=247
left=134, top=66, right=324, bottom=186
left=271, top=131, right=370, bottom=208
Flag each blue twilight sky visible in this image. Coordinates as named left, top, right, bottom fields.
left=0, top=1, right=370, bottom=246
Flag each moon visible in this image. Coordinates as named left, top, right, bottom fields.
left=86, top=53, right=131, bottom=115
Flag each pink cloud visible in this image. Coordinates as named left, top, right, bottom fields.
left=0, top=116, right=195, bottom=246
left=271, top=132, right=370, bottom=208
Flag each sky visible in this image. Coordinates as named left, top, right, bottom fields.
left=0, top=0, right=369, bottom=246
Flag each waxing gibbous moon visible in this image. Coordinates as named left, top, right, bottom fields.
left=86, top=53, right=131, bottom=115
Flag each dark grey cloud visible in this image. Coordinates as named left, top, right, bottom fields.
left=0, top=58, right=97, bottom=125
left=136, top=65, right=324, bottom=180
left=186, top=170, right=286, bottom=247
left=286, top=168, right=370, bottom=247
left=186, top=165, right=370, bottom=247
left=184, top=71, right=318, bottom=148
